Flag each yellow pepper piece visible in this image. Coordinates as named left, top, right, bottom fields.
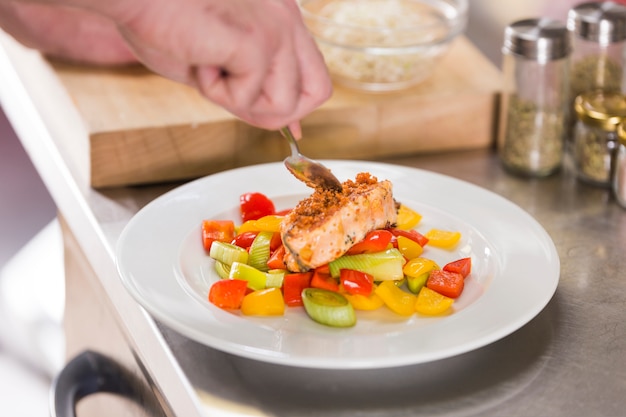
left=403, top=257, right=439, bottom=278
left=344, top=291, right=385, bottom=311
left=415, top=287, right=454, bottom=315
left=424, top=229, right=461, bottom=249
left=396, top=235, right=424, bottom=260
left=396, top=204, right=422, bottom=230
left=241, top=287, right=285, bottom=316
left=238, top=215, right=284, bottom=234
left=374, top=281, right=416, bottom=316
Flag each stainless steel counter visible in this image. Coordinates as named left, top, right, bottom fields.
left=0, top=2, right=625, bottom=415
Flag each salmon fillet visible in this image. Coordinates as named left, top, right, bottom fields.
left=280, top=172, right=398, bottom=272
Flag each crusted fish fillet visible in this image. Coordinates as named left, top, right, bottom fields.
left=280, top=173, right=398, bottom=272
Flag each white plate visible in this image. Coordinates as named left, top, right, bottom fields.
left=116, top=161, right=559, bottom=369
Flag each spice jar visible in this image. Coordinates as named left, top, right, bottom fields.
left=573, top=91, right=626, bottom=186
left=498, top=18, right=571, bottom=177
left=567, top=2, right=626, bottom=135
left=614, top=122, right=626, bottom=207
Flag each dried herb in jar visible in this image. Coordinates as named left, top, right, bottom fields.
left=500, top=94, right=565, bottom=175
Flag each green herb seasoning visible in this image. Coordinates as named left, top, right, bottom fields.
left=498, top=18, right=570, bottom=177
left=573, top=91, right=626, bottom=187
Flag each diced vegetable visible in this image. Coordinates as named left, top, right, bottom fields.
left=231, top=231, right=258, bottom=249
left=424, top=229, right=461, bottom=249
left=241, top=288, right=285, bottom=316
left=415, top=287, right=454, bottom=315
left=208, top=279, right=248, bottom=309
left=344, top=291, right=385, bottom=311
left=403, top=257, right=439, bottom=293
left=389, top=228, right=429, bottom=247
left=374, top=281, right=417, bottom=316
left=311, top=269, right=340, bottom=292
left=240, top=192, right=275, bottom=222
left=202, top=220, right=235, bottom=252
left=443, top=257, right=472, bottom=278
left=266, top=270, right=285, bottom=288
left=209, top=241, right=249, bottom=266
left=248, top=231, right=273, bottom=272
left=340, top=269, right=374, bottom=296
left=229, top=262, right=267, bottom=291
left=396, top=235, right=423, bottom=260
left=426, top=269, right=464, bottom=298
left=328, top=248, right=405, bottom=281
left=396, top=204, right=422, bottom=230
left=238, top=215, right=283, bottom=234
left=346, top=230, right=394, bottom=255
left=302, top=288, right=356, bottom=328
left=283, top=272, right=313, bottom=307
left=267, top=245, right=287, bottom=270
left=214, top=261, right=231, bottom=279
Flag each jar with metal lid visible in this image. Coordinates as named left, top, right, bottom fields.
left=614, top=122, right=626, bottom=207
left=567, top=2, right=626, bottom=109
left=498, top=18, right=570, bottom=177
left=573, top=91, right=626, bottom=186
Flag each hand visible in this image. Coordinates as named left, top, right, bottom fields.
left=112, top=0, right=332, bottom=131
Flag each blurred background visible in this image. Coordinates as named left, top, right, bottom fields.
left=0, top=0, right=583, bottom=415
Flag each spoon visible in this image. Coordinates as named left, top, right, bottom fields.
left=280, top=126, right=343, bottom=192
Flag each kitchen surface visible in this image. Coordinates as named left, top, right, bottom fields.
left=0, top=1, right=625, bottom=416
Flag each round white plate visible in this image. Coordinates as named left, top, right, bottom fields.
left=116, top=160, right=559, bottom=369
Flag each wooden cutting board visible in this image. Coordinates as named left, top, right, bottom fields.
left=51, top=36, right=502, bottom=188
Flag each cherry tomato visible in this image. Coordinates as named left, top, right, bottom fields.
left=240, top=192, right=276, bottom=222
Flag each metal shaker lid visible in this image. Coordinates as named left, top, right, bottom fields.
left=503, top=18, right=570, bottom=62
left=567, top=1, right=626, bottom=44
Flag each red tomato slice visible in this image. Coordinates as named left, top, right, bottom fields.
left=346, top=230, right=394, bottom=255
left=388, top=228, right=429, bottom=247
left=202, top=220, right=235, bottom=251
left=231, top=231, right=258, bottom=249
left=340, top=269, right=374, bottom=296
left=426, top=270, right=464, bottom=299
left=240, top=192, right=276, bottom=222
left=443, top=257, right=472, bottom=278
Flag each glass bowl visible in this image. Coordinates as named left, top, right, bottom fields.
left=299, top=0, right=468, bottom=92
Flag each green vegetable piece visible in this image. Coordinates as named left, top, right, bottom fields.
left=248, top=231, right=273, bottom=272
left=407, top=273, right=429, bottom=294
left=266, top=269, right=285, bottom=288
left=209, top=241, right=249, bottom=266
left=214, top=261, right=231, bottom=279
left=301, top=288, right=356, bottom=328
left=229, top=262, right=267, bottom=291
left=329, top=248, right=405, bottom=281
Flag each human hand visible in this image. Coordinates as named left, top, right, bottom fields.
left=0, top=0, right=332, bottom=134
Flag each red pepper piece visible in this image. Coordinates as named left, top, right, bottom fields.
left=283, top=272, right=313, bottom=307
left=340, top=269, right=374, bottom=296
left=346, top=230, right=394, bottom=255
left=443, top=257, right=472, bottom=278
left=311, top=269, right=339, bottom=292
left=208, top=279, right=248, bottom=309
left=388, top=228, right=429, bottom=247
left=267, top=245, right=287, bottom=270
left=231, top=231, right=259, bottom=249
left=240, top=192, right=276, bottom=222
left=202, top=220, right=235, bottom=252
left=426, top=270, right=465, bottom=299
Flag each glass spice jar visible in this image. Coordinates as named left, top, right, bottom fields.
left=614, top=122, right=626, bottom=208
left=567, top=2, right=626, bottom=134
left=498, top=18, right=571, bottom=177
left=572, top=91, right=626, bottom=186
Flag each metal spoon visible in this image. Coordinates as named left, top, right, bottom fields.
left=280, top=126, right=343, bottom=192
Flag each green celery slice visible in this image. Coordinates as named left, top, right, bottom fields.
left=229, top=262, right=267, bottom=290
left=248, top=231, right=273, bottom=272
left=329, top=248, right=405, bottom=281
left=209, top=241, right=249, bottom=266
left=302, top=288, right=356, bottom=328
